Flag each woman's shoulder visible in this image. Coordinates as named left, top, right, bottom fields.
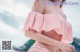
left=34, top=0, right=45, bottom=6
left=32, top=0, right=57, bottom=14
left=32, top=0, right=45, bottom=14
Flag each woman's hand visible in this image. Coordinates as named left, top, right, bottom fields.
left=59, top=43, right=75, bottom=52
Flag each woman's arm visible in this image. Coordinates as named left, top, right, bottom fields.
left=25, top=29, right=73, bottom=52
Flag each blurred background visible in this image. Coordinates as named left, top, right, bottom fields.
left=0, top=0, right=80, bottom=52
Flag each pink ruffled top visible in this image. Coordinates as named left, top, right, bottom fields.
left=23, top=11, right=73, bottom=44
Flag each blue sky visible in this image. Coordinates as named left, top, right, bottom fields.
left=0, top=0, right=80, bottom=48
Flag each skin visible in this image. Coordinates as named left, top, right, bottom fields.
left=25, top=0, right=74, bottom=52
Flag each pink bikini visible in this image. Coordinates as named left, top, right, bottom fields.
left=23, top=11, right=74, bottom=52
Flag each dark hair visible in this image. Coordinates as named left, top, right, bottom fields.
left=50, top=0, right=66, bottom=8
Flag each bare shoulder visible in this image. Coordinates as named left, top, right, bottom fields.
left=32, top=0, right=45, bottom=14
left=39, top=0, right=60, bottom=14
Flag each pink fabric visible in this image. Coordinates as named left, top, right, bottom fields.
left=23, top=11, right=73, bottom=44
left=28, top=42, right=50, bottom=52
left=27, top=42, right=75, bottom=52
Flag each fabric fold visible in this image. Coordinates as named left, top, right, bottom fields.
left=23, top=11, right=73, bottom=44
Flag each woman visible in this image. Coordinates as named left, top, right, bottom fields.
left=23, top=0, right=75, bottom=52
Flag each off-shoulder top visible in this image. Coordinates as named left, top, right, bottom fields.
left=23, top=11, right=73, bottom=44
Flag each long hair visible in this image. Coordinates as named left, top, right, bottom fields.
left=50, top=0, right=66, bottom=8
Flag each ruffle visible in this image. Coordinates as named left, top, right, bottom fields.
left=61, top=22, right=73, bottom=44
left=23, top=11, right=43, bottom=33
left=23, top=11, right=73, bottom=44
